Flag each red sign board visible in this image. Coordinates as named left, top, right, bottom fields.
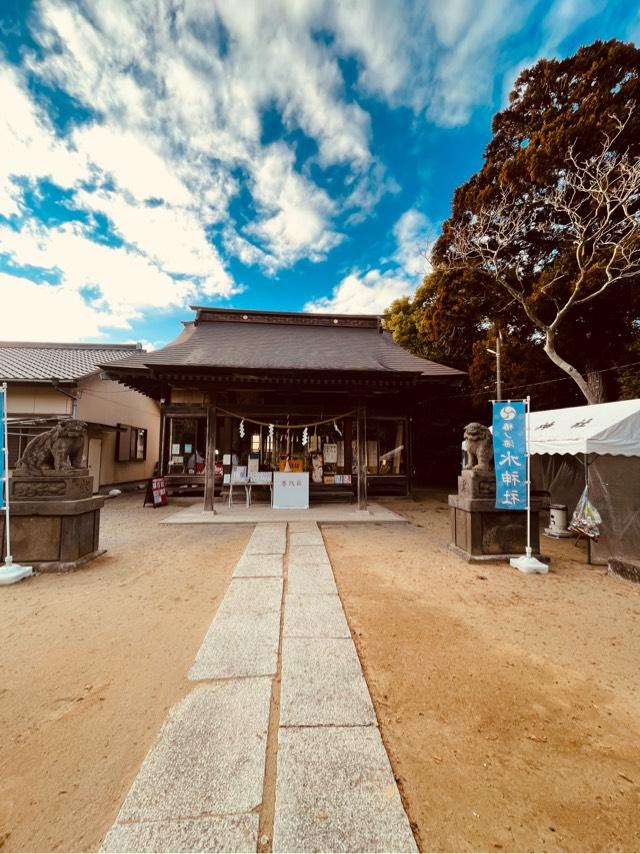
left=144, top=476, right=168, bottom=507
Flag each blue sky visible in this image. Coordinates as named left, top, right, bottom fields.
left=0, top=0, right=637, bottom=348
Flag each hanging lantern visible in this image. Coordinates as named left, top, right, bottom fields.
left=302, top=426, right=308, bottom=447
left=239, top=419, right=245, bottom=438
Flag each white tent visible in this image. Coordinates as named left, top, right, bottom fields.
left=528, top=399, right=640, bottom=564
left=528, top=399, right=640, bottom=457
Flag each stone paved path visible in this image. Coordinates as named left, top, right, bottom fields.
left=102, top=523, right=417, bottom=853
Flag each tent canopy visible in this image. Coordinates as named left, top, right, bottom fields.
left=528, top=399, right=640, bottom=457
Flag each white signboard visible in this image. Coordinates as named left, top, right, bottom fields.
left=272, top=472, right=309, bottom=509
left=323, top=443, right=337, bottom=464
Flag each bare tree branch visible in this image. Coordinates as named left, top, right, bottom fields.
left=441, top=117, right=640, bottom=404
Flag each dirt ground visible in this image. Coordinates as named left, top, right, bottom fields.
left=0, top=494, right=250, bottom=853
left=324, top=491, right=640, bottom=853
left=2, top=492, right=639, bottom=853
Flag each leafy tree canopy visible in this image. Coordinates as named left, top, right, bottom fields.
left=388, top=40, right=640, bottom=407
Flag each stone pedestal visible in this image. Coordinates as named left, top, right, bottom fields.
left=449, top=470, right=548, bottom=563
left=0, top=470, right=105, bottom=572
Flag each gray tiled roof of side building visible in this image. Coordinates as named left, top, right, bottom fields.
left=0, top=342, right=142, bottom=383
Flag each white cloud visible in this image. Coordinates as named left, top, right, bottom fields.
left=247, top=144, right=343, bottom=266
left=0, top=64, right=89, bottom=216
left=305, top=269, right=414, bottom=315
left=74, top=189, right=235, bottom=296
left=0, top=271, right=113, bottom=341
left=1, top=0, right=623, bottom=340
left=74, top=125, right=192, bottom=206
left=304, top=206, right=432, bottom=314
left=392, top=209, right=434, bottom=277
left=0, top=219, right=202, bottom=328
left=22, top=0, right=373, bottom=270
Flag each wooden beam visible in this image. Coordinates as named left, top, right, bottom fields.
left=204, top=396, right=217, bottom=512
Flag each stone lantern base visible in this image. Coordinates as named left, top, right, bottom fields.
left=0, top=469, right=105, bottom=572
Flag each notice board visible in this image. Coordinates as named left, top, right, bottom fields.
left=272, top=472, right=309, bottom=509
left=144, top=476, right=168, bottom=507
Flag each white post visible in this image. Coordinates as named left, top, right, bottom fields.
left=1, top=383, right=33, bottom=584
left=2, top=383, right=10, bottom=563
left=525, top=394, right=531, bottom=559
left=509, top=394, right=548, bottom=574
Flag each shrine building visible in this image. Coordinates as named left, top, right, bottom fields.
left=101, top=306, right=463, bottom=510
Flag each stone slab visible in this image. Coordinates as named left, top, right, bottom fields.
left=245, top=523, right=287, bottom=555
left=110, top=680, right=271, bottom=827
left=287, top=560, right=338, bottom=597
left=288, top=544, right=331, bottom=566
left=289, top=529, right=324, bottom=547
left=102, top=814, right=259, bottom=853
left=283, top=593, right=350, bottom=639
left=189, top=578, right=282, bottom=679
left=273, top=726, right=418, bottom=853
left=280, top=637, right=376, bottom=726
left=162, top=502, right=407, bottom=525
left=233, top=552, right=283, bottom=578
left=288, top=521, right=320, bottom=532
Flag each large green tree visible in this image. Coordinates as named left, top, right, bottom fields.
left=389, top=40, right=640, bottom=406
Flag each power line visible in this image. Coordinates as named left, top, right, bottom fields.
left=422, top=359, right=640, bottom=405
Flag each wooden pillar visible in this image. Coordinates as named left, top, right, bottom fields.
left=344, top=417, right=353, bottom=494
left=362, top=403, right=368, bottom=510
left=356, top=407, right=366, bottom=510
left=204, top=396, right=217, bottom=512
left=158, top=409, right=167, bottom=476
left=406, top=415, right=413, bottom=496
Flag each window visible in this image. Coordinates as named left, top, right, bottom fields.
left=6, top=424, right=50, bottom=468
left=116, top=424, right=147, bottom=462
left=166, top=416, right=208, bottom=474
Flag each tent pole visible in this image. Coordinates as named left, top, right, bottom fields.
left=584, top=452, right=591, bottom=565
left=526, top=395, right=531, bottom=558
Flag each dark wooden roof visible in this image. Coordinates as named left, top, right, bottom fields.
left=0, top=342, right=142, bottom=384
left=102, top=308, right=463, bottom=379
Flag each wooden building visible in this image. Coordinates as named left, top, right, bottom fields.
left=101, top=307, right=463, bottom=509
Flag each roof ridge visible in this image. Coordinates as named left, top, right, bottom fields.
left=0, top=342, right=140, bottom=350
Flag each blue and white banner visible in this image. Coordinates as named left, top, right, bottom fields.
left=0, top=386, right=6, bottom=510
left=493, top=401, right=527, bottom=510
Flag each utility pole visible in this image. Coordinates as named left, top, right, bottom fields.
left=486, top=330, right=503, bottom=402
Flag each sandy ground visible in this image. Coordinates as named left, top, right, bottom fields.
left=0, top=494, right=250, bottom=853
left=3, top=491, right=640, bottom=853
left=324, top=491, right=640, bottom=853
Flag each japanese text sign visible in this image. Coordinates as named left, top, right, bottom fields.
left=493, top=401, right=527, bottom=510
left=273, top=471, right=309, bottom=509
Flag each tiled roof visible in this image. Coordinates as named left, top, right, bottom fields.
left=0, top=342, right=142, bottom=383
left=103, top=309, right=464, bottom=377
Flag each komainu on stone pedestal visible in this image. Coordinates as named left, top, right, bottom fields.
left=1, top=418, right=106, bottom=572
left=16, top=418, right=87, bottom=474
left=462, top=422, right=494, bottom=473
left=449, top=422, right=547, bottom=563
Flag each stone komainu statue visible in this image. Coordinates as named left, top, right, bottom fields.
left=463, top=422, right=494, bottom=472
left=16, top=419, right=87, bottom=475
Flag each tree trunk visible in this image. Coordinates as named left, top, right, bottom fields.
left=543, top=334, right=598, bottom=404
left=586, top=369, right=607, bottom=403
